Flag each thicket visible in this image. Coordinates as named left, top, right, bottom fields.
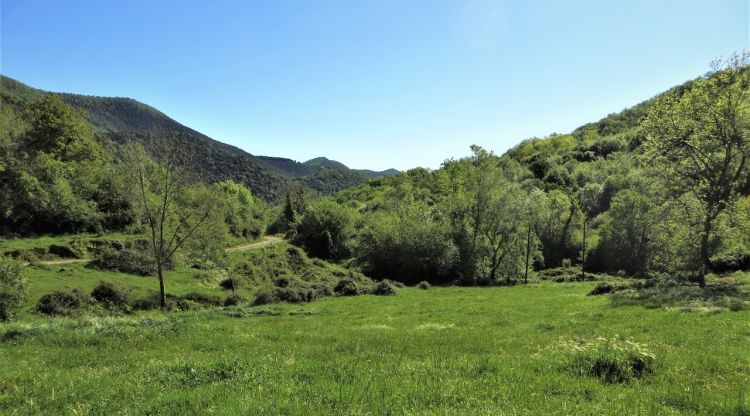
left=287, top=59, right=750, bottom=286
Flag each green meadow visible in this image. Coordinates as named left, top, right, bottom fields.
left=1, top=264, right=748, bottom=415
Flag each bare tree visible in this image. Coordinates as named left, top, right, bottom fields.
left=127, top=144, right=215, bottom=308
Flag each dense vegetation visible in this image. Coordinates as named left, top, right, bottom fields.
left=285, top=57, right=750, bottom=288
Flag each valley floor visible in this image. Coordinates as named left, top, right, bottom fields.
left=1, top=282, right=749, bottom=415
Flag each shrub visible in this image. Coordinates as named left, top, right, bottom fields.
left=219, top=277, right=240, bottom=291
left=567, top=338, right=656, bottom=383
left=36, top=290, right=86, bottom=316
left=561, top=259, right=572, bottom=268
left=47, top=244, right=83, bottom=259
left=371, top=281, right=397, bottom=296
left=309, top=282, right=333, bottom=299
left=253, top=288, right=279, bottom=306
left=417, top=281, right=431, bottom=290
left=334, top=278, right=360, bottom=296
left=0, top=256, right=26, bottom=321
left=711, top=251, right=750, bottom=273
left=91, top=281, right=128, bottom=307
left=276, top=286, right=305, bottom=303
left=588, top=282, right=617, bottom=296
left=274, top=276, right=291, bottom=288
left=87, top=248, right=160, bottom=276
left=224, top=294, right=246, bottom=307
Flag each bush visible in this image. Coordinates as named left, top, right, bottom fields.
left=417, top=281, right=431, bottom=290
left=91, top=281, right=128, bottom=307
left=253, top=288, right=279, bottom=306
left=36, top=290, right=86, bottom=316
left=224, top=294, right=246, bottom=307
left=567, top=338, right=656, bottom=383
left=371, top=281, right=397, bottom=296
left=87, top=248, right=160, bottom=276
left=219, top=277, right=240, bottom=291
left=711, top=251, right=750, bottom=273
left=47, top=244, right=83, bottom=259
left=334, top=278, right=360, bottom=296
left=0, top=256, right=26, bottom=321
left=588, top=282, right=620, bottom=296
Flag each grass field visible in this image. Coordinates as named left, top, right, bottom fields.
left=2, top=274, right=749, bottom=415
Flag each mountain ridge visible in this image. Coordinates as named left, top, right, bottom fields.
left=0, top=75, right=398, bottom=199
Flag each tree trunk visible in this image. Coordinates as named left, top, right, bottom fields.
left=698, top=219, right=711, bottom=288
left=524, top=222, right=532, bottom=284
left=157, top=264, right=167, bottom=309
left=581, top=218, right=587, bottom=278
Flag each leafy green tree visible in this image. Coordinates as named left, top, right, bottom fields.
left=356, top=203, right=458, bottom=284
left=593, top=190, right=655, bottom=275
left=21, top=94, right=104, bottom=162
left=643, top=54, right=750, bottom=285
left=293, top=199, right=355, bottom=260
left=215, top=180, right=263, bottom=239
left=536, top=190, right=579, bottom=268
left=578, top=183, right=603, bottom=274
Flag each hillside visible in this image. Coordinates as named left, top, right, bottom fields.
left=1, top=75, right=396, bottom=201
left=258, top=155, right=399, bottom=179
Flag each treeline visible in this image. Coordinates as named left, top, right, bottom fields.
left=0, top=94, right=271, bottom=243
left=285, top=56, right=750, bottom=286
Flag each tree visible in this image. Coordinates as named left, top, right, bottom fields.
left=536, top=190, right=579, bottom=268
left=578, top=183, right=603, bottom=276
left=594, top=190, right=654, bottom=276
left=128, top=145, right=216, bottom=308
left=21, top=94, right=104, bottom=162
left=293, top=199, right=354, bottom=260
left=644, top=54, right=750, bottom=286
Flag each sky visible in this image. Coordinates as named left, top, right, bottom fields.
left=1, top=1, right=748, bottom=171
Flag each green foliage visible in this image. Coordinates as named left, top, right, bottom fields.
left=589, top=190, right=655, bottom=275
left=91, top=281, right=129, bottom=308
left=20, top=94, right=104, bottom=162
left=0, top=256, right=25, bottom=321
left=292, top=199, right=355, bottom=260
left=643, top=54, right=750, bottom=281
left=87, top=247, right=159, bottom=276
left=371, top=281, right=397, bottom=296
left=36, top=289, right=87, bottom=316
left=356, top=203, right=458, bottom=284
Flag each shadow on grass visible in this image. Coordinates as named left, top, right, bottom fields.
left=610, top=278, right=750, bottom=312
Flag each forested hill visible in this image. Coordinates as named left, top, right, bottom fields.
left=257, top=155, right=400, bottom=178
left=0, top=75, right=397, bottom=200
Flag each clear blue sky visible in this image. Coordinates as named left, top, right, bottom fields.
left=2, top=0, right=748, bottom=171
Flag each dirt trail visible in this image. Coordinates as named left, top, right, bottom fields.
left=36, top=235, right=285, bottom=265
left=225, top=235, right=284, bottom=252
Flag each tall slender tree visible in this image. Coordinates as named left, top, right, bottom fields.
left=127, top=145, right=215, bottom=308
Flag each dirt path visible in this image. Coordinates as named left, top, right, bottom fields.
left=35, top=235, right=285, bottom=266
left=37, top=258, right=90, bottom=266
left=225, top=235, right=284, bottom=252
